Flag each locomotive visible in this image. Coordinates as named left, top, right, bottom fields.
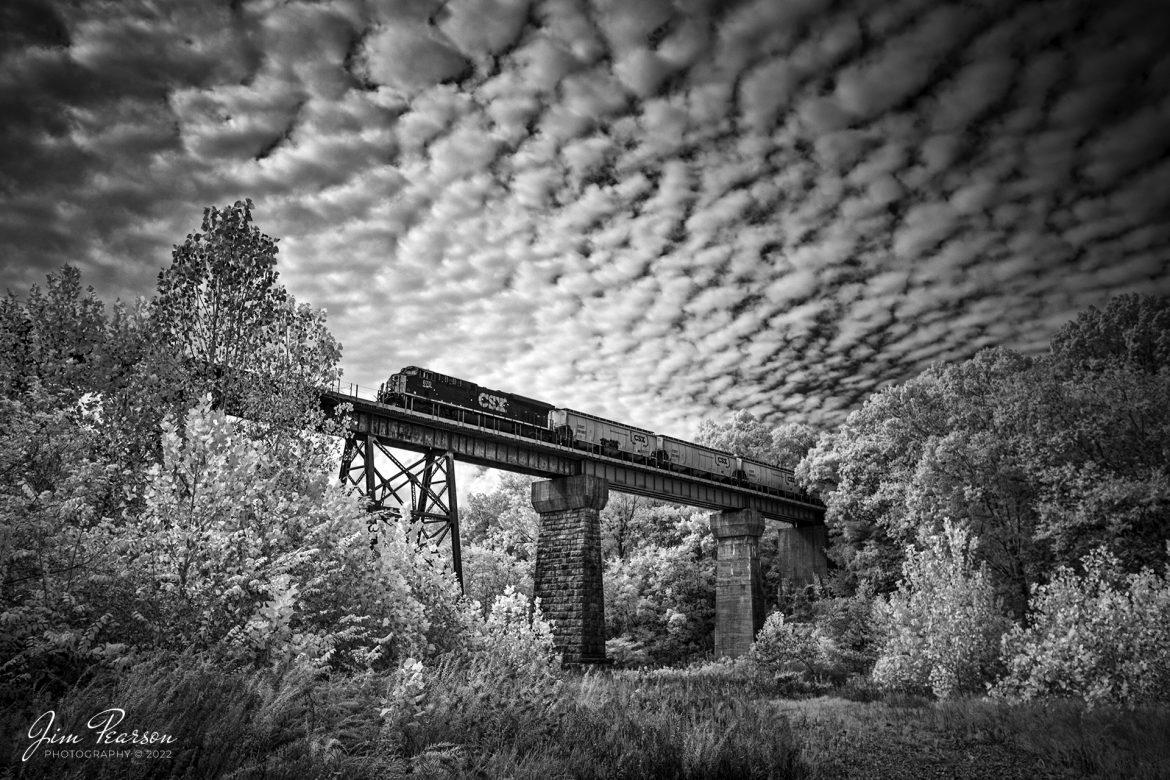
left=377, top=366, right=802, bottom=497
left=379, top=365, right=553, bottom=426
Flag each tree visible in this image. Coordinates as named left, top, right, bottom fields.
left=0, top=266, right=110, bottom=401
left=604, top=530, right=716, bottom=665
left=601, top=492, right=653, bottom=561
left=0, top=388, right=131, bottom=699
left=1049, top=293, right=1170, bottom=371
left=802, top=296, right=1170, bottom=613
left=695, top=410, right=777, bottom=462
left=799, top=367, right=955, bottom=594
left=771, top=422, right=819, bottom=470
left=460, top=472, right=540, bottom=560
left=151, top=200, right=342, bottom=435
left=154, top=200, right=285, bottom=375
left=1021, top=296, right=1170, bottom=573
left=0, top=269, right=164, bottom=520
left=459, top=473, right=541, bottom=614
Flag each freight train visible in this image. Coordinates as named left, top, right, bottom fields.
left=377, top=366, right=802, bottom=496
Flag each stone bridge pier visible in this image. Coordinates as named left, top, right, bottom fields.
left=531, top=475, right=608, bottom=664
left=531, top=474, right=827, bottom=663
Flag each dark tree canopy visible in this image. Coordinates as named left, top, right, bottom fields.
left=802, top=297, right=1170, bottom=611
left=154, top=199, right=286, bottom=372
left=1050, top=294, right=1170, bottom=371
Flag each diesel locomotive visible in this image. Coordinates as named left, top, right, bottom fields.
left=377, top=366, right=802, bottom=497
left=379, top=365, right=553, bottom=426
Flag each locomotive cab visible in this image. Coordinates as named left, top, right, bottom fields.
left=377, top=368, right=411, bottom=404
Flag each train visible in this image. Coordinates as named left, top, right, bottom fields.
left=377, top=365, right=802, bottom=496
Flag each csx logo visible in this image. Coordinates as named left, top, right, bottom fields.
left=478, top=392, right=508, bottom=413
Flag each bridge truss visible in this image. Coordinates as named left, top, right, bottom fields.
left=339, top=433, right=463, bottom=587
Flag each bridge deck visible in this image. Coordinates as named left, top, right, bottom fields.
left=322, top=391, right=824, bottom=526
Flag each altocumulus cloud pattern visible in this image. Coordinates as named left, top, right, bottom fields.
left=2, top=0, right=1169, bottom=435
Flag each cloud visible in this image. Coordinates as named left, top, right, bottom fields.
left=358, top=23, right=471, bottom=92
left=439, top=0, right=531, bottom=58
left=1, top=0, right=1169, bottom=445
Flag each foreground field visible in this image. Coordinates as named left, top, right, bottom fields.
left=3, top=658, right=1168, bottom=779
left=781, top=695, right=1170, bottom=779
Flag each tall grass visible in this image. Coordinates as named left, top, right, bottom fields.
left=1, top=654, right=399, bottom=779
left=930, top=698, right=1170, bottom=780
left=2, top=654, right=810, bottom=780
left=5, top=654, right=1165, bottom=779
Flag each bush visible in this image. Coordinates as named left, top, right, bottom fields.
left=752, top=612, right=826, bottom=677
left=606, top=635, right=651, bottom=667
left=382, top=587, right=563, bottom=749
left=752, top=580, right=880, bottom=684
left=994, top=546, right=1170, bottom=707
left=870, top=521, right=1010, bottom=698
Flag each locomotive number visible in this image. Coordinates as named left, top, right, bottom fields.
left=478, top=392, right=509, bottom=414
left=422, top=380, right=433, bottom=389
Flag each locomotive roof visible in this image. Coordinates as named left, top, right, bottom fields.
left=399, top=365, right=554, bottom=410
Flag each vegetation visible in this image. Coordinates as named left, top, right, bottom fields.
left=2, top=202, right=1167, bottom=776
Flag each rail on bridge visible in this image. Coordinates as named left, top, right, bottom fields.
left=320, top=381, right=827, bottom=663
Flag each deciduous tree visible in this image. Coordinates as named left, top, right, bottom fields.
left=151, top=200, right=342, bottom=437
left=696, top=410, right=777, bottom=462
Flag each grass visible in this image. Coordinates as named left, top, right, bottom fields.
left=2, top=655, right=1167, bottom=779
left=930, top=697, right=1170, bottom=779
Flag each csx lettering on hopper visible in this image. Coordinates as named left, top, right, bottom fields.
left=377, top=366, right=804, bottom=498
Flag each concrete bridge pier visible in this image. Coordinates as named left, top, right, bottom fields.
left=710, top=508, right=766, bottom=658
left=777, top=524, right=829, bottom=586
left=531, top=475, right=609, bottom=664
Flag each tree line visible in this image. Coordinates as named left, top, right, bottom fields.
left=3, top=198, right=1167, bottom=711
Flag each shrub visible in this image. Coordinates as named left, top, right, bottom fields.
left=384, top=588, right=564, bottom=760
left=752, top=581, right=880, bottom=684
left=870, top=521, right=1010, bottom=698
left=606, top=635, right=651, bottom=667
left=994, top=546, right=1170, bottom=707
left=752, top=612, right=826, bottom=677
left=476, top=586, right=559, bottom=676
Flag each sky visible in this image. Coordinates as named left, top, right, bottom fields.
left=2, top=0, right=1169, bottom=440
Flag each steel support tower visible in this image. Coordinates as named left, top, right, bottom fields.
left=339, top=433, right=463, bottom=588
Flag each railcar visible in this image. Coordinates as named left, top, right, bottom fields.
left=549, top=408, right=656, bottom=459
left=378, top=366, right=554, bottom=428
left=735, top=457, right=799, bottom=494
left=654, top=435, right=736, bottom=480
